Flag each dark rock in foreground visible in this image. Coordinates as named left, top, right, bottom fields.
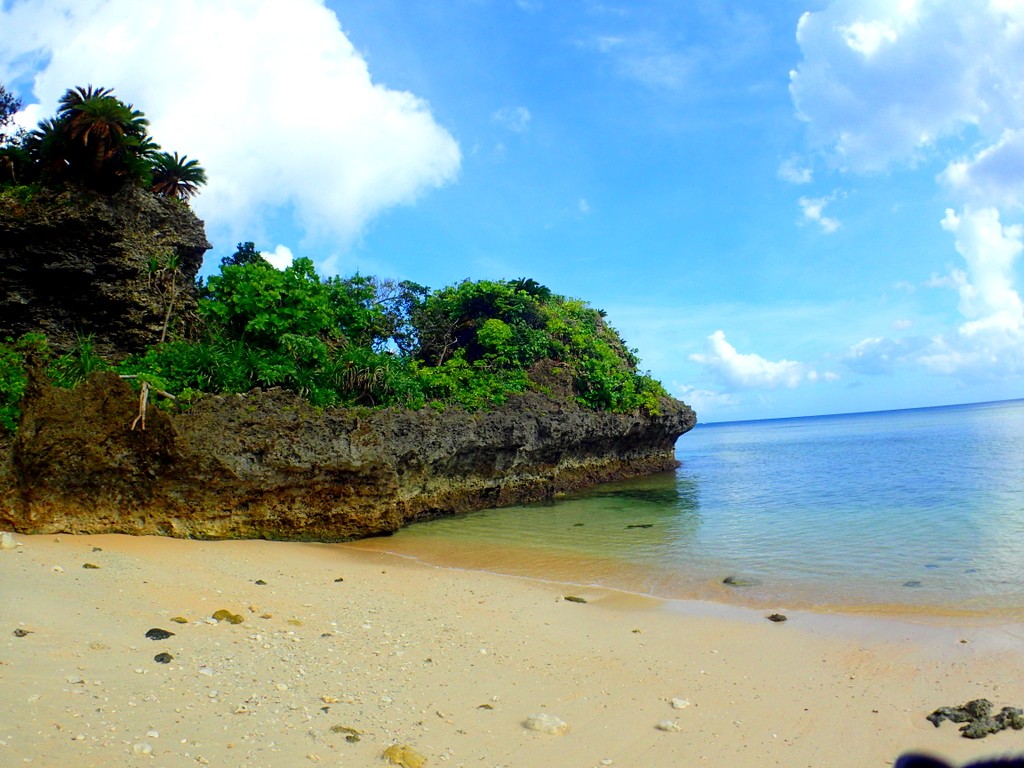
left=927, top=698, right=1024, bottom=739
left=0, top=372, right=695, bottom=541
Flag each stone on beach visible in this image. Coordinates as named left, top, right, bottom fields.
left=382, top=743, right=426, bottom=767
left=0, top=531, right=16, bottom=550
left=212, top=609, right=245, bottom=624
left=524, top=712, right=570, bottom=735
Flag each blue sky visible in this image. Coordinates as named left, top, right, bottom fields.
left=2, top=0, right=1023, bottom=421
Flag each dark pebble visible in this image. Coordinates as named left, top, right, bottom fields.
left=564, top=595, right=588, bottom=603
left=154, top=652, right=173, bottom=664
left=766, top=613, right=788, bottom=622
left=334, top=577, right=344, bottom=583
left=254, top=579, right=267, bottom=585
left=902, top=580, right=923, bottom=588
left=82, top=563, right=100, bottom=569
left=91, top=547, right=102, bottom=552
left=12, top=628, right=32, bottom=637
left=723, top=576, right=762, bottom=587
left=625, top=524, right=654, bottom=529
left=145, top=628, right=175, bottom=641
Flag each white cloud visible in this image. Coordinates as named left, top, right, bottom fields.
left=582, top=32, right=696, bottom=92
left=793, top=1, right=1024, bottom=383
left=843, top=335, right=931, bottom=375
left=578, top=198, right=591, bottom=214
left=798, top=194, right=841, bottom=233
left=0, top=0, right=461, bottom=267
left=689, top=330, right=832, bottom=390
left=791, top=1, right=1024, bottom=173
left=839, top=18, right=899, bottom=58
left=673, top=383, right=737, bottom=418
left=940, top=129, right=1024, bottom=210
left=778, top=155, right=813, bottom=185
left=492, top=106, right=532, bottom=133
left=845, top=207, right=1024, bottom=377
left=940, top=207, right=1024, bottom=333
left=264, top=244, right=295, bottom=271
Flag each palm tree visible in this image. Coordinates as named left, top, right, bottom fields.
left=24, top=117, right=70, bottom=180
left=15, top=84, right=206, bottom=197
left=28, top=85, right=155, bottom=191
left=63, top=95, right=150, bottom=189
left=150, top=151, right=207, bottom=200
left=57, top=85, right=115, bottom=114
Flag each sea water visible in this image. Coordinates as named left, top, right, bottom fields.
left=350, top=399, right=1024, bottom=617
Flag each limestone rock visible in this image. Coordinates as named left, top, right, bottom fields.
left=0, top=185, right=210, bottom=358
left=0, top=372, right=695, bottom=541
left=524, top=713, right=569, bottom=735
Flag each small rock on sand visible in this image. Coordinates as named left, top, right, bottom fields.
left=524, top=713, right=569, bottom=735
left=0, top=532, right=16, bottom=550
left=656, top=720, right=682, bottom=732
left=382, top=744, right=426, bottom=767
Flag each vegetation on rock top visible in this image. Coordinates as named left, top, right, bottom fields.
left=1, top=243, right=668, bottom=429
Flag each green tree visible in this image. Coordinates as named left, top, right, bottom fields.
left=50, top=85, right=155, bottom=191
left=0, top=83, right=22, bottom=147
left=151, top=151, right=207, bottom=199
left=222, top=242, right=268, bottom=269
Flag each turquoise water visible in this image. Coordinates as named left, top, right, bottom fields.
left=354, top=399, right=1024, bottom=616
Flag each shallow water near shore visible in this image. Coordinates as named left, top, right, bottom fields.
left=351, top=399, right=1024, bottom=619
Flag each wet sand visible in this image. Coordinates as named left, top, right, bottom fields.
left=2, top=532, right=1024, bottom=767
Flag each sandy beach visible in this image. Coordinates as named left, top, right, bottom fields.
left=3, top=532, right=1024, bottom=767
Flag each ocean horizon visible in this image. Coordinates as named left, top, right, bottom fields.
left=351, top=397, right=1024, bottom=619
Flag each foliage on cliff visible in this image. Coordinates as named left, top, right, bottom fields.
left=0, top=245, right=668, bottom=431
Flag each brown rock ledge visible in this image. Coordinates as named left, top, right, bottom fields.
left=0, top=372, right=695, bottom=540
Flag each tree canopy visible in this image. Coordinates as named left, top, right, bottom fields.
left=1, top=254, right=669, bottom=428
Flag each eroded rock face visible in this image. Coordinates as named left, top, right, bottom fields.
left=0, top=372, right=695, bottom=540
left=0, top=186, right=210, bottom=357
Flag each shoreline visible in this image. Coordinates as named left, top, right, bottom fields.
left=345, top=532, right=1024, bottom=626
left=3, top=532, right=1024, bottom=767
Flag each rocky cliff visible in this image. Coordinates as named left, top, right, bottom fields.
left=0, top=185, right=696, bottom=541
left=0, top=372, right=695, bottom=540
left=0, top=185, right=210, bottom=357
